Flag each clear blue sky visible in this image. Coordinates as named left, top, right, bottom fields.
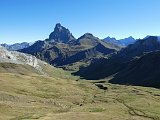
left=0, top=0, right=160, bottom=44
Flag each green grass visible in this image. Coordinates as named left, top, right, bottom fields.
left=0, top=63, right=160, bottom=120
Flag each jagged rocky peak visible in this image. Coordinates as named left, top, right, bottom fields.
left=49, top=23, right=76, bottom=43
left=105, top=36, right=117, bottom=41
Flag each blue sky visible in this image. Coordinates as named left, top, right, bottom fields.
left=0, top=0, right=160, bottom=44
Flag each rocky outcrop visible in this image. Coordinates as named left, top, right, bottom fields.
left=0, top=46, right=47, bottom=73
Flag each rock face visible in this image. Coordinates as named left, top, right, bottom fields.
left=0, top=46, right=46, bottom=73
left=49, top=23, right=76, bottom=43
left=0, top=45, right=72, bottom=79
left=20, top=24, right=119, bottom=69
left=1, top=42, right=30, bottom=51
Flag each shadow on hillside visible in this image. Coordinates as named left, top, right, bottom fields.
left=73, top=52, right=160, bottom=89
left=72, top=58, right=126, bottom=80
left=109, top=52, right=160, bottom=89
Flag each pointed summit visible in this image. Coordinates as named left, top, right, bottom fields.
left=75, top=33, right=100, bottom=46
left=78, top=33, right=98, bottom=40
left=49, top=23, right=76, bottom=43
left=55, top=23, right=61, bottom=28
left=54, top=23, right=63, bottom=32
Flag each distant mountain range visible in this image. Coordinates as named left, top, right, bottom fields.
left=103, top=36, right=136, bottom=47
left=1, top=42, right=31, bottom=51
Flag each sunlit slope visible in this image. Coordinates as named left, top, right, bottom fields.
left=0, top=64, right=159, bottom=120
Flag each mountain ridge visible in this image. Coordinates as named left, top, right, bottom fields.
left=1, top=42, right=31, bottom=51
left=103, top=36, right=136, bottom=47
left=20, top=24, right=119, bottom=69
left=74, top=36, right=160, bottom=88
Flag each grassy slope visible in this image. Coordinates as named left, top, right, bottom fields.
left=0, top=63, right=160, bottom=120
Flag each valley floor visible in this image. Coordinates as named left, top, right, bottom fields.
left=0, top=72, right=160, bottom=120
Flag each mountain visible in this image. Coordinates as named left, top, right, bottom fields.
left=110, top=51, right=160, bottom=88
left=118, top=36, right=136, bottom=46
left=74, top=36, right=160, bottom=88
left=20, top=24, right=119, bottom=70
left=158, top=36, right=160, bottom=41
left=73, top=33, right=101, bottom=47
left=1, top=42, right=30, bottom=51
left=103, top=36, right=136, bottom=47
left=103, top=37, right=118, bottom=45
left=48, top=23, right=76, bottom=43
left=118, top=36, right=160, bottom=60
